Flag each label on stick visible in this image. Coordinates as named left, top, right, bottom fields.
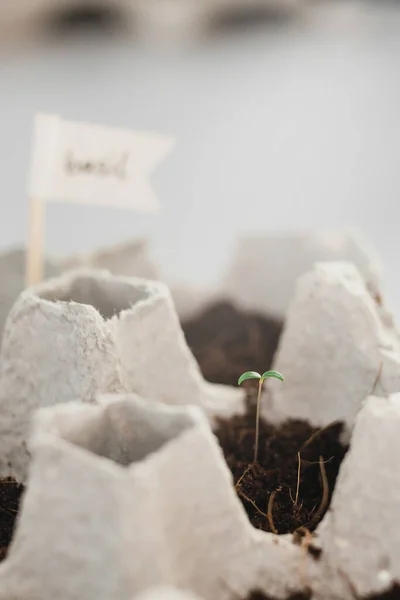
left=28, top=113, right=175, bottom=213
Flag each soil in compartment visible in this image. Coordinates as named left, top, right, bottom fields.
left=242, top=585, right=400, bottom=600
left=0, top=478, right=24, bottom=562
left=215, top=396, right=348, bottom=536
left=182, top=300, right=347, bottom=538
left=245, top=592, right=311, bottom=600
left=243, top=587, right=400, bottom=600
left=182, top=301, right=283, bottom=386
left=46, top=4, right=123, bottom=36
left=365, top=586, right=400, bottom=599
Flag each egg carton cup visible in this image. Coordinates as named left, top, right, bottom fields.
left=0, top=239, right=156, bottom=344
left=0, top=394, right=306, bottom=600
left=2, top=390, right=400, bottom=600
left=0, top=268, right=242, bottom=482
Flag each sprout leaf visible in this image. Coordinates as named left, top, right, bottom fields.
left=261, top=370, right=284, bottom=383
left=238, top=371, right=261, bottom=386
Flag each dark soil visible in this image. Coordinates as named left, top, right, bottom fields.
left=244, top=584, right=400, bottom=600
left=182, top=301, right=283, bottom=386
left=246, top=592, right=311, bottom=600
left=366, top=586, right=400, bottom=599
left=215, top=397, right=347, bottom=535
left=46, top=5, right=123, bottom=35
left=183, top=300, right=347, bottom=538
left=244, top=583, right=400, bottom=599
left=0, top=478, right=24, bottom=562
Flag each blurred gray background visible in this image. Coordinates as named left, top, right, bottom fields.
left=0, top=0, right=399, bottom=307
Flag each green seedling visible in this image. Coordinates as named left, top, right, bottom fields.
left=238, top=370, right=284, bottom=463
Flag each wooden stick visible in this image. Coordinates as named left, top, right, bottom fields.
left=25, top=197, right=45, bottom=286
left=237, top=489, right=269, bottom=519
left=267, top=490, right=278, bottom=534
left=295, top=451, right=301, bottom=507
left=307, top=456, right=329, bottom=529
left=299, top=421, right=338, bottom=453
left=235, top=464, right=250, bottom=490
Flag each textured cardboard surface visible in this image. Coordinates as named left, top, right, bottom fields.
left=0, top=269, right=243, bottom=481
left=268, top=262, right=400, bottom=430
left=0, top=394, right=304, bottom=600
left=314, top=394, right=400, bottom=599
left=0, top=240, right=157, bottom=344
left=224, top=230, right=381, bottom=321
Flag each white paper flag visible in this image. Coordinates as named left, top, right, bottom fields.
left=28, top=113, right=175, bottom=213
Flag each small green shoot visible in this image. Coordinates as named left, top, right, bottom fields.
left=238, top=370, right=284, bottom=463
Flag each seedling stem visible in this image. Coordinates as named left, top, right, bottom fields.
left=238, top=369, right=284, bottom=463
left=254, top=378, right=263, bottom=464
